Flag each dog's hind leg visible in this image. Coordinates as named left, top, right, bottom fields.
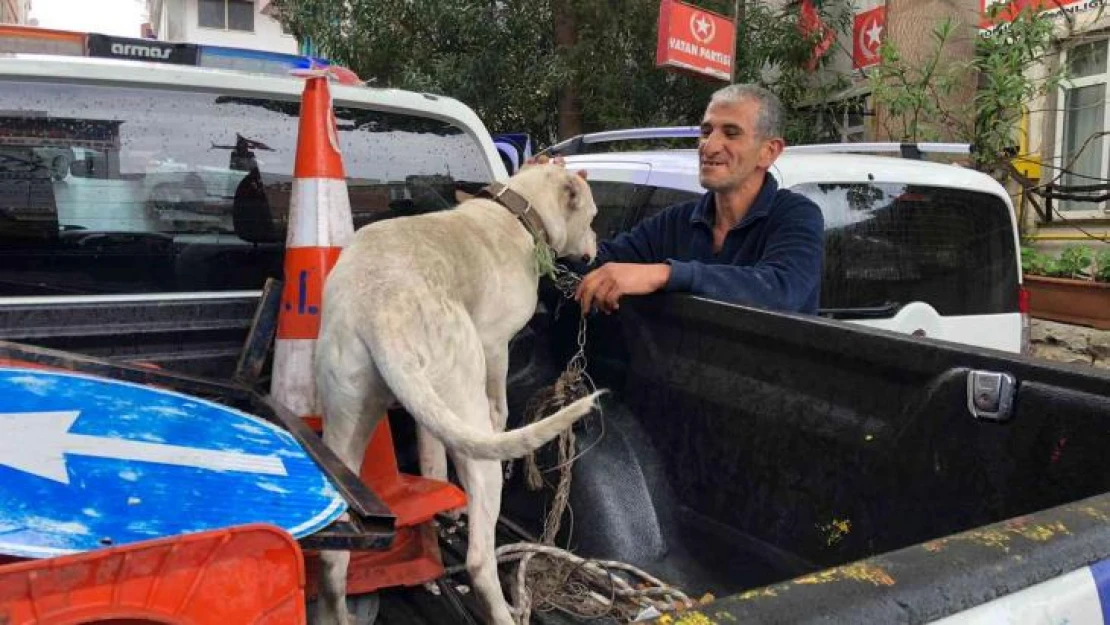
left=315, top=335, right=390, bottom=625
left=456, top=455, right=515, bottom=625
left=429, top=332, right=515, bottom=624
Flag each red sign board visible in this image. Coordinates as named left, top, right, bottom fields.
left=980, top=0, right=1084, bottom=28
left=853, top=6, right=886, bottom=69
left=656, top=0, right=736, bottom=82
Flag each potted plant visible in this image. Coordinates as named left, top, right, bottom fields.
left=1022, top=245, right=1110, bottom=330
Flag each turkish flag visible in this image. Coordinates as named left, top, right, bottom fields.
left=853, top=6, right=886, bottom=70
left=799, top=0, right=835, bottom=71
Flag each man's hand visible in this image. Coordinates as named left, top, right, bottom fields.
left=575, top=263, right=671, bottom=314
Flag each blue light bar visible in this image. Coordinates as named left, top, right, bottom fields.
left=198, top=44, right=331, bottom=76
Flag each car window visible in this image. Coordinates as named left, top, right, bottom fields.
left=641, top=186, right=702, bottom=221
left=586, top=181, right=641, bottom=240
left=0, top=80, right=492, bottom=296
left=794, top=183, right=1019, bottom=317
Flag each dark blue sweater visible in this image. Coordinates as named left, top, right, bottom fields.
left=595, top=174, right=825, bottom=314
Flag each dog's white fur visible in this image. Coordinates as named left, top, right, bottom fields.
left=314, top=164, right=602, bottom=624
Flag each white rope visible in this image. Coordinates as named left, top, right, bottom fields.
left=496, top=542, right=695, bottom=623
left=502, top=263, right=693, bottom=624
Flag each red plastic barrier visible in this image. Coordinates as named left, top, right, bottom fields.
left=0, top=524, right=306, bottom=624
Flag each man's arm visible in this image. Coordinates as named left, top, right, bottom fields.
left=665, top=202, right=824, bottom=312
left=577, top=199, right=824, bottom=314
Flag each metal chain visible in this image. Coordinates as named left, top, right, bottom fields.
left=506, top=263, right=596, bottom=485
left=550, top=261, right=583, bottom=299
left=550, top=262, right=593, bottom=394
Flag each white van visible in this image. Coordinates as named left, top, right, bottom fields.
left=545, top=128, right=1028, bottom=354
left=0, top=54, right=506, bottom=297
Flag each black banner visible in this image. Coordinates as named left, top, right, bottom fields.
left=87, top=34, right=198, bottom=66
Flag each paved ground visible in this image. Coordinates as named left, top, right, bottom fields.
left=1030, top=319, right=1110, bottom=370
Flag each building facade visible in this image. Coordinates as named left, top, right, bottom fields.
left=0, top=0, right=31, bottom=25
left=1018, top=1, right=1110, bottom=242
left=790, top=0, right=981, bottom=144
left=145, top=0, right=296, bottom=54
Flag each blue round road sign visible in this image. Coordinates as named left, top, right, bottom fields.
left=0, top=366, right=346, bottom=558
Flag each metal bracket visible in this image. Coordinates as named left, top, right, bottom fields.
left=967, top=370, right=1017, bottom=422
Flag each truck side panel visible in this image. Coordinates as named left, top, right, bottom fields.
left=503, top=292, right=1110, bottom=617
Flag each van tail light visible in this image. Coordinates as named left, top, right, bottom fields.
left=1019, top=285, right=1032, bottom=355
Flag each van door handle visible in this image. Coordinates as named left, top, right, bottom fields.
left=818, top=301, right=902, bottom=320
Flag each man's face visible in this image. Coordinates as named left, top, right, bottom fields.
left=697, top=98, right=781, bottom=193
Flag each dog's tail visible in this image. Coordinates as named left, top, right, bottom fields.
left=373, top=342, right=603, bottom=462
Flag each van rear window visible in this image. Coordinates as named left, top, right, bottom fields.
left=793, top=183, right=1020, bottom=317
left=0, top=80, right=492, bottom=296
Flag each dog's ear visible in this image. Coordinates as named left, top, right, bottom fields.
left=563, top=171, right=584, bottom=210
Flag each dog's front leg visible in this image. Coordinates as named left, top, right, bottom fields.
left=484, top=344, right=510, bottom=432
left=418, top=428, right=461, bottom=521
left=417, top=426, right=448, bottom=481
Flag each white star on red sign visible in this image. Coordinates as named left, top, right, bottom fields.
left=866, top=19, right=882, bottom=48
left=694, top=15, right=711, bottom=38
left=690, top=13, right=715, bottom=44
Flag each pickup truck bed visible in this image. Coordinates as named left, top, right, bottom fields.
left=496, top=287, right=1110, bottom=621
left=5, top=286, right=1110, bottom=623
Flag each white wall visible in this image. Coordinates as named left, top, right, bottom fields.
left=179, top=0, right=297, bottom=54
left=0, top=0, right=30, bottom=24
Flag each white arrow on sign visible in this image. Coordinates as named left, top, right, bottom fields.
left=0, top=411, right=287, bottom=484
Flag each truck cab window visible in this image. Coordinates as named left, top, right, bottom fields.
left=0, top=81, right=491, bottom=296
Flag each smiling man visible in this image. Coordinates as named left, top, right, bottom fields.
left=574, top=83, right=825, bottom=315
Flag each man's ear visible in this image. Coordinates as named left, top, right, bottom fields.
left=760, top=137, right=785, bottom=168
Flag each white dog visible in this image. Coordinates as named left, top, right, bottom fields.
left=314, top=164, right=603, bottom=624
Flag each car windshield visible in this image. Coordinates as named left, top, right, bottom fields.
left=0, top=80, right=492, bottom=296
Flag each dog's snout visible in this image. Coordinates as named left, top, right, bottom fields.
left=585, top=236, right=598, bottom=262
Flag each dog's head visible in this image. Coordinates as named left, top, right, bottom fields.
left=510, top=163, right=598, bottom=262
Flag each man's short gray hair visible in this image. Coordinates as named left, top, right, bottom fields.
left=708, top=84, right=784, bottom=140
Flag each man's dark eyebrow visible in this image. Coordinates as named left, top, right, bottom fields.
left=700, top=122, right=744, bottom=133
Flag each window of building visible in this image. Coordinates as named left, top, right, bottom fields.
left=1054, top=39, right=1110, bottom=219
left=800, top=95, right=871, bottom=144
left=199, top=0, right=255, bottom=32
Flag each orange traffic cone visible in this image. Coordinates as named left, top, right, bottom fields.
left=270, top=73, right=353, bottom=419
left=275, top=72, right=465, bottom=597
